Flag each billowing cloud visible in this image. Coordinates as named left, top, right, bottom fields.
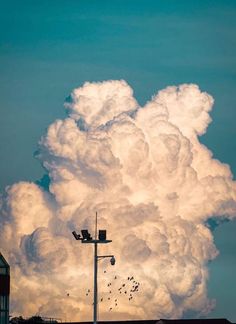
left=1, top=80, right=236, bottom=321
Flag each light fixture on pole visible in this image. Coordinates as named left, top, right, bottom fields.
left=72, top=213, right=115, bottom=324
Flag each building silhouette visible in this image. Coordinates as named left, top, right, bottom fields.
left=0, top=252, right=10, bottom=324
left=59, top=320, right=233, bottom=324
left=10, top=320, right=234, bottom=324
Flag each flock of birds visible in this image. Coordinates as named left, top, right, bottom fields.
left=84, top=273, right=141, bottom=312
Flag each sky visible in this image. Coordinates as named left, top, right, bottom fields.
left=0, top=0, right=236, bottom=322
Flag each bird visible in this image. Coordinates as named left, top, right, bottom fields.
left=109, top=307, right=112, bottom=311
left=67, top=293, right=69, bottom=297
left=100, top=298, right=103, bottom=302
left=109, top=290, right=112, bottom=294
left=114, top=276, right=117, bottom=279
left=115, top=303, right=118, bottom=306
left=122, top=284, right=125, bottom=287
left=104, top=270, right=107, bottom=273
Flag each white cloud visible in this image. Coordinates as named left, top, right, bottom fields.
left=1, top=80, right=236, bottom=321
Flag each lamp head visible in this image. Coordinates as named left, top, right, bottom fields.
left=72, top=231, right=81, bottom=240
left=81, top=229, right=92, bottom=241
left=99, top=230, right=106, bottom=241
left=110, top=256, right=115, bottom=266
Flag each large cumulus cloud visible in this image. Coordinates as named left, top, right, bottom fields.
left=1, top=80, right=236, bottom=321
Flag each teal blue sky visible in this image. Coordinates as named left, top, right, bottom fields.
left=0, top=0, right=236, bottom=321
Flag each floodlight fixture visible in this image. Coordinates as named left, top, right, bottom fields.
left=98, top=230, right=106, bottom=241
left=81, top=229, right=93, bottom=241
left=72, top=231, right=81, bottom=240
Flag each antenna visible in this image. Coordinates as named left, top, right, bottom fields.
left=95, top=211, right=98, bottom=240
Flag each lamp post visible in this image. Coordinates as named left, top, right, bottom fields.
left=72, top=214, right=115, bottom=324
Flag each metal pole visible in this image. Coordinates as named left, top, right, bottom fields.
left=93, top=242, right=98, bottom=324
left=95, top=211, right=98, bottom=240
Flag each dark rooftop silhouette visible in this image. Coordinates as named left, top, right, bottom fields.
left=10, top=317, right=235, bottom=324
left=59, top=319, right=233, bottom=324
